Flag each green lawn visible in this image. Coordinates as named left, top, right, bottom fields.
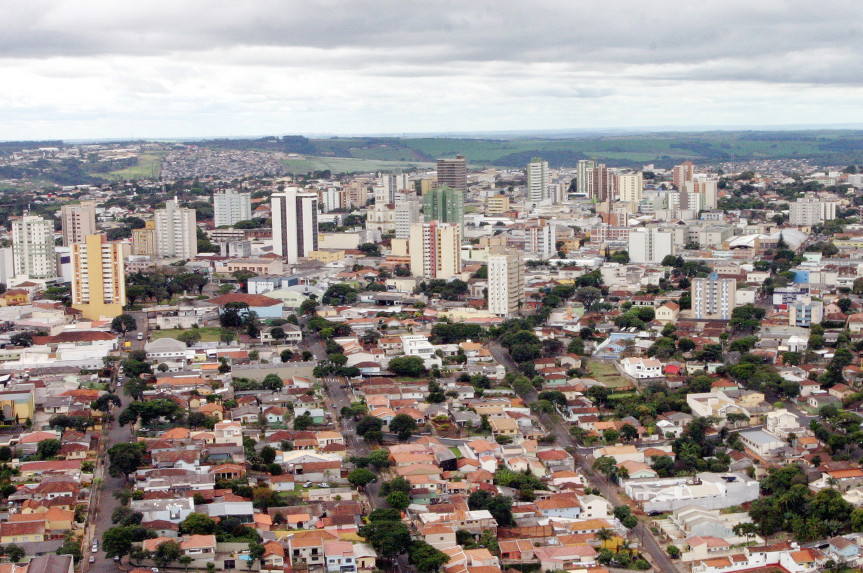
left=449, top=446, right=463, bottom=458
left=102, top=152, right=165, bottom=181
left=149, top=327, right=224, bottom=342
left=586, top=360, right=633, bottom=390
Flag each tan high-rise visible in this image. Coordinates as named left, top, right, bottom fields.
left=132, top=221, right=157, bottom=256
left=71, top=234, right=126, bottom=320
left=409, top=221, right=461, bottom=279
left=487, top=247, right=524, bottom=317
left=60, top=201, right=97, bottom=246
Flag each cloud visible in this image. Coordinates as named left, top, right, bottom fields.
left=2, top=1, right=863, bottom=138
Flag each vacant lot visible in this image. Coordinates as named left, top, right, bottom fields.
left=102, top=152, right=165, bottom=181
left=150, top=327, right=223, bottom=342
left=586, top=360, right=634, bottom=390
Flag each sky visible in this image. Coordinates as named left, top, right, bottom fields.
left=3, top=0, right=863, bottom=141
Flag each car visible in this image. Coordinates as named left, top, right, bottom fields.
left=114, top=556, right=120, bottom=562
left=137, top=332, right=144, bottom=340
left=89, top=556, right=95, bottom=564
left=318, top=483, right=330, bottom=488
left=303, top=481, right=314, bottom=488
left=91, top=546, right=98, bottom=553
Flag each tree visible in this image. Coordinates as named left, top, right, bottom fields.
left=111, top=314, right=137, bottom=334
left=4, top=545, right=24, bottom=563
left=486, top=495, right=515, bottom=527
left=177, top=329, right=202, bottom=347
left=108, top=442, right=147, bottom=480
left=261, top=374, right=284, bottom=391
left=92, top=392, right=122, bottom=413
left=409, top=540, right=450, bottom=573
left=103, top=525, right=154, bottom=559
left=248, top=542, right=266, bottom=570
left=9, top=332, right=32, bottom=347
left=181, top=513, right=217, bottom=535
left=356, top=416, right=384, bottom=436
left=358, top=521, right=411, bottom=558
left=575, top=287, right=602, bottom=311
left=368, top=449, right=391, bottom=470
left=153, top=540, right=182, bottom=569
left=667, top=545, right=681, bottom=559
left=389, top=413, right=418, bottom=441
left=36, top=438, right=60, bottom=460
left=260, top=446, right=277, bottom=465
left=369, top=508, right=402, bottom=522
left=280, top=349, right=293, bottom=363
left=293, top=412, right=313, bottom=431
left=348, top=468, right=376, bottom=488
left=123, top=377, right=148, bottom=401
left=386, top=491, right=410, bottom=511
left=388, top=356, right=427, bottom=377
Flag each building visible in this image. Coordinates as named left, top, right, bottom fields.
left=155, top=198, right=198, bottom=259
left=485, top=194, right=510, bottom=215
left=272, top=187, right=319, bottom=263
left=423, top=186, right=464, bottom=230
left=380, top=173, right=409, bottom=204
left=60, top=201, right=96, bottom=246
left=527, top=224, right=557, bottom=259
left=590, top=164, right=613, bottom=201
left=395, top=201, right=421, bottom=240
left=686, top=178, right=719, bottom=210
left=789, top=297, right=823, bottom=327
left=12, top=215, right=56, bottom=280
left=71, top=234, right=126, bottom=320
left=628, top=227, right=673, bottom=264
left=436, top=155, right=467, bottom=192
left=132, top=220, right=157, bottom=256
left=213, top=189, right=252, bottom=227
left=526, top=158, right=550, bottom=203
left=575, top=159, right=596, bottom=196
left=672, top=161, right=694, bottom=189
left=692, top=274, right=736, bottom=320
left=616, top=172, right=644, bottom=204
left=789, top=194, right=838, bottom=227
left=409, top=221, right=461, bottom=279
left=487, top=247, right=524, bottom=317
left=624, top=472, right=759, bottom=513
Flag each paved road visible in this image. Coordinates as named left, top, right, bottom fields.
left=489, top=342, right=679, bottom=573
left=85, top=364, right=134, bottom=573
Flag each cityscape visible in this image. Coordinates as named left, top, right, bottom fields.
left=5, top=3, right=863, bottom=573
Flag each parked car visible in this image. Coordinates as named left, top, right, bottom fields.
left=89, top=556, right=95, bottom=564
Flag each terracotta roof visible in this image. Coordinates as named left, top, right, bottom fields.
left=208, top=293, right=281, bottom=307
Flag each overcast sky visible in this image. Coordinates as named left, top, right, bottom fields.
left=3, top=0, right=863, bottom=140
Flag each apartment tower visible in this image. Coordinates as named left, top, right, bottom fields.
left=692, top=273, right=737, bottom=320
left=271, top=187, right=319, bottom=263
left=409, top=221, right=461, bottom=279
left=436, top=155, right=468, bottom=192
left=154, top=198, right=197, bottom=259
left=213, top=189, right=252, bottom=227
left=60, top=201, right=97, bottom=246
left=487, top=247, right=524, bottom=317
left=526, top=158, right=550, bottom=203
left=71, top=234, right=126, bottom=320
left=12, top=215, right=56, bottom=280
left=423, top=186, right=464, bottom=231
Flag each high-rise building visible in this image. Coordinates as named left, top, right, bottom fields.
left=12, top=215, right=56, bottom=280
left=692, top=273, right=736, bottom=320
left=575, top=159, right=596, bottom=196
left=616, top=173, right=644, bottom=204
left=132, top=220, right=157, bottom=256
left=789, top=195, right=837, bottom=227
left=686, top=178, right=719, bottom=210
left=527, top=224, right=557, bottom=259
left=322, top=187, right=346, bottom=212
left=487, top=247, right=524, bottom=317
left=60, top=201, right=97, bottom=246
left=436, top=155, right=467, bottom=192
left=272, top=187, right=319, bottom=263
left=485, top=195, right=510, bottom=215
left=395, top=201, right=421, bottom=240
left=346, top=180, right=370, bottom=208
left=379, top=173, right=409, bottom=204
left=71, top=234, right=126, bottom=320
left=423, top=186, right=464, bottom=231
left=526, top=158, right=550, bottom=203
left=154, top=198, right=197, bottom=259
left=628, top=227, right=674, bottom=264
left=409, top=221, right=461, bottom=279
left=672, top=161, right=695, bottom=189
left=789, top=296, right=823, bottom=327
left=213, top=189, right=252, bottom=227
left=590, top=164, right=613, bottom=201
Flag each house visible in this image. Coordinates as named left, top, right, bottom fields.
left=534, top=494, right=582, bottom=518
left=620, top=357, right=663, bottom=379
left=263, top=540, right=286, bottom=569
left=738, top=430, right=786, bottom=457
left=533, top=545, right=597, bottom=570
left=324, top=541, right=357, bottom=573
left=180, top=534, right=217, bottom=557
left=208, top=293, right=284, bottom=319
left=0, top=520, right=45, bottom=543
left=420, top=524, right=456, bottom=550
left=624, top=472, right=759, bottom=513
left=655, top=302, right=680, bottom=325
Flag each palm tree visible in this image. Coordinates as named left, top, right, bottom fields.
left=595, top=528, right=614, bottom=549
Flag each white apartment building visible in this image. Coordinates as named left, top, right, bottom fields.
left=12, top=215, right=57, bottom=280
left=575, top=159, right=596, bottom=197
left=692, top=274, right=736, bottom=320
left=272, top=187, right=319, bottom=263
left=789, top=194, right=838, bottom=227
left=378, top=173, right=409, bottom=204
left=395, top=201, right=421, bottom=240
left=628, top=227, right=674, bottom=264
left=213, top=189, right=252, bottom=227
left=527, top=224, right=557, bottom=259
left=526, top=158, right=551, bottom=203
left=322, top=187, right=346, bottom=212
left=684, top=177, right=719, bottom=210
left=616, top=172, right=644, bottom=204
left=487, top=247, right=524, bottom=317
left=60, top=201, right=97, bottom=246
left=154, top=198, right=198, bottom=259
left=401, top=335, right=442, bottom=369
left=409, top=221, right=461, bottom=279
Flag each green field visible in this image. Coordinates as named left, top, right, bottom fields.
left=586, top=360, right=634, bottom=390
left=149, top=327, right=223, bottom=342
left=282, top=156, right=435, bottom=175
left=103, top=151, right=165, bottom=181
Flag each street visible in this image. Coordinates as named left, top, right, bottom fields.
left=489, top=342, right=679, bottom=573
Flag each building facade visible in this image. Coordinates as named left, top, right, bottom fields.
left=213, top=189, right=252, bottom=227
left=155, top=198, right=198, bottom=259
left=132, top=220, right=157, bottom=256
left=271, top=187, right=319, bottom=264
left=409, top=221, right=461, bottom=279
left=423, top=186, right=464, bottom=230
left=487, top=247, right=524, bottom=317
left=60, top=201, right=97, bottom=246
left=526, top=158, right=550, bottom=203
left=71, top=234, right=126, bottom=320
left=436, top=155, right=467, bottom=192
left=692, top=274, right=737, bottom=320
left=12, top=215, right=56, bottom=280
left=628, top=227, right=674, bottom=264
